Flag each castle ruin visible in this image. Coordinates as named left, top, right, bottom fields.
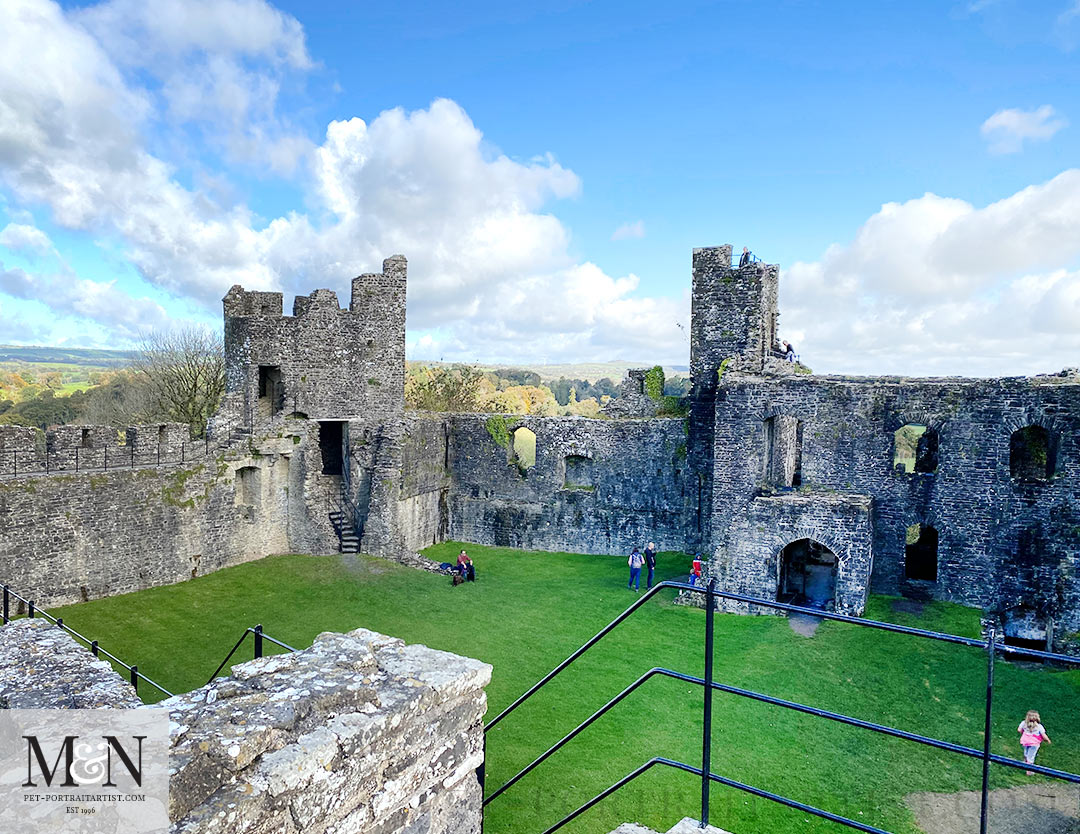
left=1, top=246, right=1078, bottom=651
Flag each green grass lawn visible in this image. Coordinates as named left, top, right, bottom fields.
left=51, top=545, right=1080, bottom=834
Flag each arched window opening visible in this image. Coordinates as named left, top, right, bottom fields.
left=904, top=523, right=938, bottom=582
left=1010, top=425, right=1057, bottom=482
left=513, top=427, right=536, bottom=471
left=777, top=539, right=836, bottom=610
left=894, top=425, right=938, bottom=474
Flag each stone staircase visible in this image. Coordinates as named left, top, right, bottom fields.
left=328, top=508, right=360, bottom=553
left=608, top=818, right=732, bottom=834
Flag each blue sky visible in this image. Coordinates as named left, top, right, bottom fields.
left=0, top=0, right=1078, bottom=375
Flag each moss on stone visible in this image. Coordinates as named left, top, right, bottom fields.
left=644, top=366, right=665, bottom=401
left=485, top=415, right=511, bottom=450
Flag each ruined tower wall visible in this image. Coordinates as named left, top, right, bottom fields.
left=446, top=415, right=698, bottom=555
left=710, top=373, right=1080, bottom=634
left=397, top=414, right=453, bottom=552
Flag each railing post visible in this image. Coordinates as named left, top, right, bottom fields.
left=254, top=624, right=263, bottom=659
left=979, top=624, right=996, bottom=834
left=56, top=617, right=62, bottom=629
left=2, top=584, right=8, bottom=624
left=91, top=640, right=99, bottom=657
left=104, top=446, right=107, bottom=471
left=28, top=600, right=35, bottom=618
left=701, top=578, right=715, bottom=828
left=130, top=665, right=138, bottom=694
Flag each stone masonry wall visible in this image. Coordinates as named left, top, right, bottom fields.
left=0, top=619, right=141, bottom=708
left=0, top=427, right=321, bottom=609
left=398, top=414, right=452, bottom=552
left=167, top=628, right=490, bottom=834
left=448, top=415, right=698, bottom=555
left=0, top=619, right=491, bottom=834
left=710, top=372, right=1080, bottom=635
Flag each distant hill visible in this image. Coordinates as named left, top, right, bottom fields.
left=0, top=345, right=136, bottom=367
left=412, top=360, right=689, bottom=383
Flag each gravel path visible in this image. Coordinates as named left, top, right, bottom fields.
left=906, top=782, right=1079, bottom=834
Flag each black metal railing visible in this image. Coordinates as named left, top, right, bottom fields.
left=1, top=582, right=173, bottom=698
left=483, top=579, right=1080, bottom=834
left=733, top=251, right=763, bottom=267
left=205, top=624, right=298, bottom=685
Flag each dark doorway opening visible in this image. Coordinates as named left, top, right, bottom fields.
left=258, top=365, right=283, bottom=418
left=904, top=524, right=939, bottom=582
left=777, top=538, right=837, bottom=610
left=319, top=421, right=345, bottom=476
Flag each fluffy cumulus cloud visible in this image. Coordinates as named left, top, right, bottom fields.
left=0, top=223, right=53, bottom=256
left=781, top=170, right=1080, bottom=376
left=0, top=0, right=689, bottom=364
left=980, top=105, right=1067, bottom=154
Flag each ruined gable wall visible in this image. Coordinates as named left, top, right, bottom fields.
left=447, top=415, right=698, bottom=555
left=710, top=374, right=1080, bottom=635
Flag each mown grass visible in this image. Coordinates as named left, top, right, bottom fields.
left=51, top=545, right=1080, bottom=834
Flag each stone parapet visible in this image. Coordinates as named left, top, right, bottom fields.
left=0, top=619, right=141, bottom=708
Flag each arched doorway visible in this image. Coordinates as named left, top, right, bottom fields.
left=778, top=538, right=837, bottom=610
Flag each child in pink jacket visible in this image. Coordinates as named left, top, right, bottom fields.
left=1018, top=710, right=1051, bottom=774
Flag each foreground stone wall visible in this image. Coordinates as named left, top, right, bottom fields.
left=0, top=620, right=491, bottom=834
left=0, top=619, right=141, bottom=708
left=447, top=415, right=698, bottom=555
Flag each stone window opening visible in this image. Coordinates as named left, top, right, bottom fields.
left=257, top=365, right=284, bottom=418
left=893, top=424, right=938, bottom=474
left=236, top=466, right=261, bottom=509
left=319, top=421, right=346, bottom=476
left=764, top=415, right=803, bottom=488
left=1002, top=606, right=1050, bottom=655
left=777, top=538, right=836, bottom=610
left=904, top=523, right=938, bottom=582
left=512, top=427, right=536, bottom=472
left=80, top=428, right=91, bottom=448
left=1009, top=425, right=1057, bottom=482
left=564, top=454, right=593, bottom=490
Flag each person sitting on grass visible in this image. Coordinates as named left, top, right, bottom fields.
left=1018, top=709, right=1051, bottom=775
left=457, top=549, right=476, bottom=582
left=689, top=556, right=702, bottom=586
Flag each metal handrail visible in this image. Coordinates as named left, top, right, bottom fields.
left=1, top=582, right=173, bottom=698
left=485, top=579, right=1080, bottom=834
left=538, top=757, right=893, bottom=834
left=205, top=624, right=298, bottom=685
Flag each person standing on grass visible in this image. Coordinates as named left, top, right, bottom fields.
left=644, top=541, right=658, bottom=589
left=1018, top=710, right=1051, bottom=775
left=627, top=547, right=644, bottom=592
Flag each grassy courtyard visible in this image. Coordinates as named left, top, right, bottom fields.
left=52, top=544, right=1080, bottom=834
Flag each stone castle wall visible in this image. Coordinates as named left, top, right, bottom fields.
left=709, top=372, right=1080, bottom=631
left=445, top=415, right=698, bottom=554
left=0, top=619, right=490, bottom=834
left=0, top=427, right=320, bottom=608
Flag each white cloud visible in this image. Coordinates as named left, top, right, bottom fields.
left=0, top=0, right=689, bottom=364
left=0, top=260, right=175, bottom=339
left=0, top=223, right=53, bottom=256
left=780, top=170, right=1080, bottom=376
left=611, top=220, right=645, bottom=241
left=980, top=105, right=1067, bottom=154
